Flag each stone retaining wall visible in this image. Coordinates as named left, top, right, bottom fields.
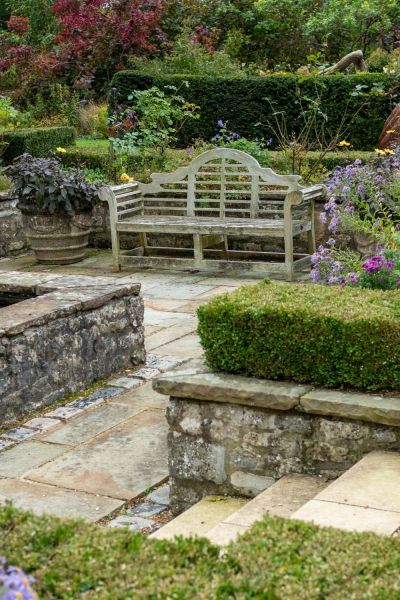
left=0, top=193, right=28, bottom=257
left=0, top=273, right=145, bottom=424
left=153, top=362, right=400, bottom=514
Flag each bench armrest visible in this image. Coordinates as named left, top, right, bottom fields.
left=284, top=184, right=326, bottom=210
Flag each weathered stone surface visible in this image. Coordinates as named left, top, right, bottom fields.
left=40, top=403, right=145, bottom=446
left=0, top=478, right=122, bottom=521
left=0, top=195, right=28, bottom=257
left=0, top=273, right=145, bottom=424
left=2, top=427, right=39, bottom=441
left=107, top=515, right=154, bottom=531
left=292, top=499, right=400, bottom=535
left=147, top=484, right=170, bottom=506
left=0, top=438, right=15, bottom=451
left=230, top=471, right=275, bottom=495
left=300, top=389, right=400, bottom=427
left=166, top=392, right=400, bottom=514
left=128, top=502, right=167, bottom=517
left=0, top=441, right=67, bottom=478
left=150, top=496, right=247, bottom=541
left=27, top=410, right=168, bottom=500
left=154, top=365, right=309, bottom=410
left=23, top=417, right=62, bottom=432
left=108, top=377, right=142, bottom=389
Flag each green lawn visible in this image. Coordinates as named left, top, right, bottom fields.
left=76, top=138, right=110, bottom=150
left=2, top=503, right=400, bottom=599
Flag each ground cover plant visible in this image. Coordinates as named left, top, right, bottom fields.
left=197, top=280, right=400, bottom=391
left=2, top=503, right=400, bottom=599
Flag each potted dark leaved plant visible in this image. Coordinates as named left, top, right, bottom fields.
left=5, top=153, right=100, bottom=264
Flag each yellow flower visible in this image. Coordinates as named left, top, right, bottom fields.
left=56, top=147, right=66, bottom=153
left=375, top=149, right=385, bottom=155
left=384, top=148, right=395, bottom=155
left=338, top=140, right=351, bottom=147
left=120, top=172, right=133, bottom=183
left=386, top=129, right=396, bottom=134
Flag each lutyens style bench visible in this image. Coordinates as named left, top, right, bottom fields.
left=99, top=148, right=325, bottom=280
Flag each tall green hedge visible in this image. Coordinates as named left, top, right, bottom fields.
left=109, top=72, right=399, bottom=150
left=197, top=281, right=400, bottom=391
left=1, top=126, right=76, bottom=162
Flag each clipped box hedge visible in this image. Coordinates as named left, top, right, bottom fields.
left=109, top=72, right=398, bottom=150
left=1, top=126, right=76, bottom=162
left=197, top=281, right=400, bottom=391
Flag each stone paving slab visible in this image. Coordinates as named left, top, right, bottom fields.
left=150, top=496, right=248, bottom=541
left=111, top=382, right=167, bottom=411
left=0, top=441, right=68, bottom=478
left=147, top=484, right=170, bottom=505
left=292, top=500, right=400, bottom=535
left=144, top=307, right=193, bottom=327
left=39, top=403, right=146, bottom=447
left=143, top=283, right=215, bottom=300
left=0, top=478, right=122, bottom=521
left=26, top=410, right=168, bottom=500
left=314, top=451, right=400, bottom=513
left=155, top=334, right=204, bottom=358
left=107, top=515, right=155, bottom=531
left=146, top=321, right=197, bottom=352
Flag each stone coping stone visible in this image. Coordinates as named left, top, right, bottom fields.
left=153, top=361, right=400, bottom=427
left=0, top=271, right=141, bottom=336
left=153, top=360, right=311, bottom=411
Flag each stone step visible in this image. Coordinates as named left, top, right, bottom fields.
left=150, top=496, right=248, bottom=541
left=151, top=474, right=327, bottom=544
left=292, top=451, right=400, bottom=536
left=206, top=474, right=328, bottom=545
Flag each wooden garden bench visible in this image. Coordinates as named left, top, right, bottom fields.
left=99, top=148, right=325, bottom=280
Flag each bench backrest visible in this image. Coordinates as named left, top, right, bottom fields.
left=110, top=148, right=304, bottom=221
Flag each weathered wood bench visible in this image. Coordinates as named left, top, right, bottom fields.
left=100, top=148, right=325, bottom=280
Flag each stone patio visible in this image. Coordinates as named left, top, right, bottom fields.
left=0, top=251, right=258, bottom=522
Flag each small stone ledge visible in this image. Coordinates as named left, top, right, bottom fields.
left=153, top=361, right=309, bottom=411
left=154, top=362, right=400, bottom=427
left=299, top=389, right=400, bottom=428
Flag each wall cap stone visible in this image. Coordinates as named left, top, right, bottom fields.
left=0, top=271, right=141, bottom=336
left=153, top=360, right=311, bottom=411
left=153, top=361, right=400, bottom=427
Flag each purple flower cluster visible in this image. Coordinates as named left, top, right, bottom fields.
left=213, top=119, right=240, bottom=144
left=0, top=558, right=36, bottom=600
left=363, top=255, right=395, bottom=273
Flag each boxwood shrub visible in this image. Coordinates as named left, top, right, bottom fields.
left=3, top=504, right=400, bottom=598
left=1, top=126, right=76, bottom=162
left=109, top=72, right=399, bottom=150
left=197, top=281, right=400, bottom=391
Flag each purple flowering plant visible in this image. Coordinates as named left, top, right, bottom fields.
left=311, top=147, right=400, bottom=290
left=213, top=119, right=270, bottom=164
left=0, top=557, right=36, bottom=600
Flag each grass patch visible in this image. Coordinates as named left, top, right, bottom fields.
left=197, top=280, right=400, bottom=391
left=2, top=504, right=400, bottom=598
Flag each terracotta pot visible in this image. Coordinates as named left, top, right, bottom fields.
left=354, top=233, right=378, bottom=258
left=20, top=208, right=93, bottom=265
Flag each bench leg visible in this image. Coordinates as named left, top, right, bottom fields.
left=307, top=228, right=316, bottom=255
left=110, top=227, right=121, bottom=272
left=140, top=232, right=149, bottom=256
left=284, top=229, right=294, bottom=282
left=193, top=234, right=204, bottom=268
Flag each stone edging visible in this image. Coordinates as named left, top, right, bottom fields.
left=0, top=353, right=185, bottom=452
left=153, top=361, right=400, bottom=428
left=0, top=272, right=140, bottom=336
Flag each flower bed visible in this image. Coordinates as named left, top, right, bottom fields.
left=197, top=281, right=400, bottom=391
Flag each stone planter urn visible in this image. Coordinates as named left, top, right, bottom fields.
left=20, top=206, right=93, bottom=265
left=354, top=232, right=378, bottom=259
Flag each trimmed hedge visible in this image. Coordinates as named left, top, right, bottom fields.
left=109, top=72, right=399, bottom=150
left=3, top=504, right=400, bottom=598
left=197, top=281, right=400, bottom=391
left=1, top=127, right=76, bottom=162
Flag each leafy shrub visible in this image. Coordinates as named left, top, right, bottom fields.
left=5, top=154, right=100, bottom=215
left=0, top=126, right=76, bottom=162
left=77, top=103, right=108, bottom=138
left=197, top=280, right=400, bottom=391
left=110, top=72, right=399, bottom=150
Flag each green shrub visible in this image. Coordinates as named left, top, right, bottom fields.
left=109, top=72, right=400, bottom=150
left=1, top=126, right=76, bottom=162
left=3, top=504, right=400, bottom=599
left=197, top=281, right=400, bottom=391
